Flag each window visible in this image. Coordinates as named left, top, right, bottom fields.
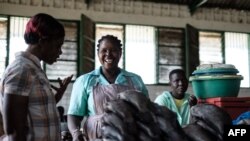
left=0, top=16, right=7, bottom=78
left=95, top=23, right=186, bottom=84
left=0, top=16, right=78, bottom=81
left=125, top=25, right=156, bottom=84
left=46, top=21, right=78, bottom=80
left=199, top=32, right=223, bottom=64
left=95, top=24, right=124, bottom=69
left=199, top=31, right=250, bottom=87
left=95, top=24, right=156, bottom=84
left=9, top=17, right=29, bottom=64
left=158, top=28, right=184, bottom=83
left=225, top=32, right=249, bottom=87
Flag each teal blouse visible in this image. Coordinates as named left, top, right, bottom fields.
left=67, top=67, right=148, bottom=117
left=154, top=91, right=191, bottom=126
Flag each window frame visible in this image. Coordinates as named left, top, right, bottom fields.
left=45, top=19, right=80, bottom=82
left=0, top=15, right=79, bottom=82
left=199, top=29, right=250, bottom=88
left=157, top=26, right=186, bottom=84
left=94, top=22, right=186, bottom=85
left=0, top=15, right=9, bottom=78
left=1, top=14, right=250, bottom=87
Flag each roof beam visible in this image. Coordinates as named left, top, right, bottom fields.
left=189, top=0, right=208, bottom=15
left=85, top=0, right=90, bottom=9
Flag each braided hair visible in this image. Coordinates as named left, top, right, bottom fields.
left=97, top=35, right=122, bottom=49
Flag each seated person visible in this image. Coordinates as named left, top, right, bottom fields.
left=154, top=69, right=197, bottom=126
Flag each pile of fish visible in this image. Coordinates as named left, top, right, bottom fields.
left=184, top=103, right=232, bottom=141
left=92, top=90, right=232, bottom=141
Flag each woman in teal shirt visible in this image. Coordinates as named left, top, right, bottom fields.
left=67, top=35, right=148, bottom=141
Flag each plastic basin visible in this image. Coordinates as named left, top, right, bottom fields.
left=192, top=68, right=239, bottom=76
left=189, top=75, right=243, bottom=99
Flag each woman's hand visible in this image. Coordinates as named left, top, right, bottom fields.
left=72, top=130, right=84, bottom=141
left=51, top=74, right=73, bottom=103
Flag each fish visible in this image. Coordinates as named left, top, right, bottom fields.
left=137, top=130, right=153, bottom=141
left=102, top=113, right=127, bottom=136
left=117, top=90, right=151, bottom=113
left=153, top=105, right=188, bottom=141
left=152, top=103, right=180, bottom=134
left=103, top=100, right=139, bottom=135
left=101, top=124, right=137, bottom=141
left=193, top=119, right=221, bottom=140
left=190, top=103, right=232, bottom=140
left=136, top=121, right=160, bottom=138
left=183, top=123, right=218, bottom=141
left=189, top=116, right=213, bottom=132
left=101, top=125, right=123, bottom=141
left=135, top=111, right=157, bottom=123
left=157, top=116, right=178, bottom=134
left=91, top=139, right=103, bottom=141
left=150, top=103, right=177, bottom=120
left=103, top=100, right=136, bottom=123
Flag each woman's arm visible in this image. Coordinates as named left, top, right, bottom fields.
left=67, top=75, right=90, bottom=141
left=67, top=115, right=84, bottom=141
left=3, top=94, right=28, bottom=141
